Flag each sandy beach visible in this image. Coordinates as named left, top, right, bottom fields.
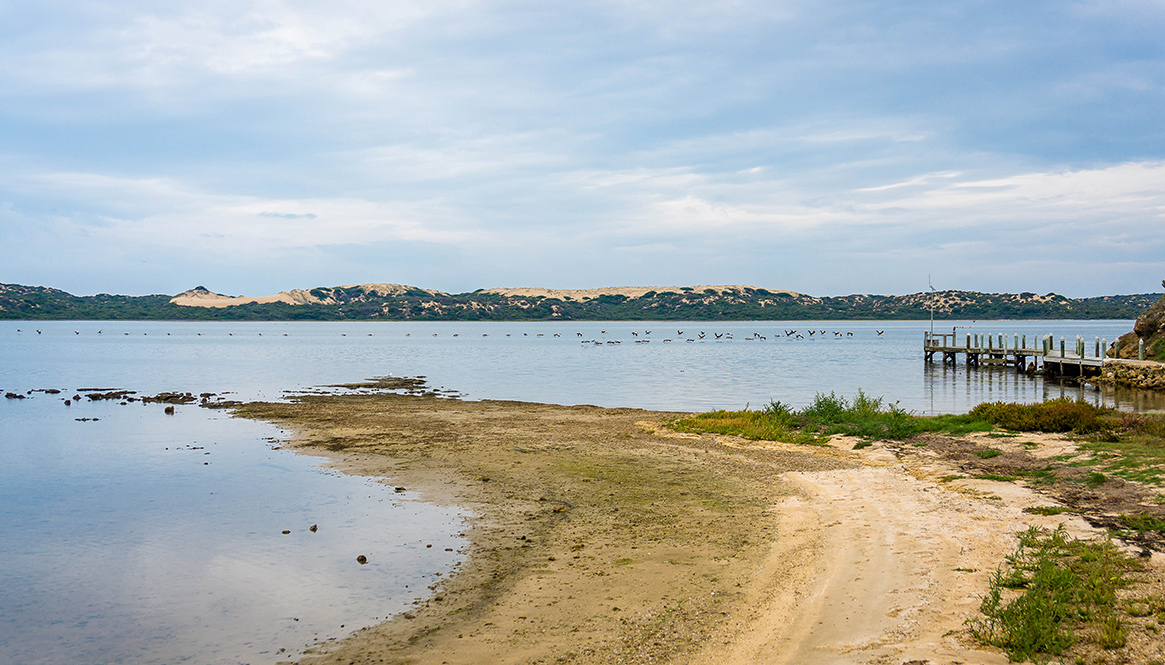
left=233, top=390, right=1165, bottom=665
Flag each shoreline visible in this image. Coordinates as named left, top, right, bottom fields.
left=231, top=392, right=1162, bottom=664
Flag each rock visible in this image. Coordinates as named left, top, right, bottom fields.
left=1114, top=289, right=1165, bottom=361
left=164, top=405, right=175, bottom=415
left=309, top=524, right=318, bottom=532
left=282, top=529, right=291, bottom=534
left=356, top=555, right=368, bottom=564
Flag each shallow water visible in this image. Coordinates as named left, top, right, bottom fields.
left=0, top=392, right=466, bottom=665
left=2, top=319, right=1159, bottom=412
left=1, top=318, right=1162, bottom=664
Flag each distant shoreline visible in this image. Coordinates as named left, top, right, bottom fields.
left=2, top=282, right=1159, bottom=321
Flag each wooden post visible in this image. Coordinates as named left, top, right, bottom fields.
left=1140, top=339, right=1145, bottom=361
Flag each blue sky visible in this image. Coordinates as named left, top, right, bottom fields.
left=2, top=0, right=1163, bottom=297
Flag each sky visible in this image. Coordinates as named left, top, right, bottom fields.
left=1, top=0, right=1163, bottom=298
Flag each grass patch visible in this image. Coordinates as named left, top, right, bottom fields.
left=974, top=473, right=1019, bottom=482
left=1024, top=506, right=1074, bottom=516
left=1119, top=513, right=1165, bottom=532
left=968, top=526, right=1140, bottom=662
left=1086, top=471, right=1108, bottom=487
left=668, top=402, right=824, bottom=446
left=670, top=397, right=1165, bottom=493
left=669, top=391, right=994, bottom=444
left=1017, top=467, right=1059, bottom=485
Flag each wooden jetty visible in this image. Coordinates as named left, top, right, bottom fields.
left=924, top=329, right=1109, bottom=378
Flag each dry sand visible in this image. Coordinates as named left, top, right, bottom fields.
left=231, top=392, right=1162, bottom=665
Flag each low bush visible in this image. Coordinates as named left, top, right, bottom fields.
left=969, top=399, right=1108, bottom=434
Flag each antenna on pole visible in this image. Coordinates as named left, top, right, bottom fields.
left=928, top=275, right=936, bottom=335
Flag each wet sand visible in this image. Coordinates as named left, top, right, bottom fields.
left=233, top=393, right=1157, bottom=664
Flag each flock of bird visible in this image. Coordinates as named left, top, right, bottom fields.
left=16, top=327, right=888, bottom=343
left=572, top=329, right=885, bottom=345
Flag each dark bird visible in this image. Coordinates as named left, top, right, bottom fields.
left=877, top=330, right=885, bottom=336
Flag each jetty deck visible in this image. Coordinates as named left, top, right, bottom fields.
left=924, top=330, right=1108, bottom=377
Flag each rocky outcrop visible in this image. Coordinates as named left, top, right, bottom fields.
left=1098, top=360, right=1165, bottom=390
left=1112, top=280, right=1165, bottom=361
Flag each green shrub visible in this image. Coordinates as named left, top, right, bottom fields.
left=969, top=399, right=1107, bottom=433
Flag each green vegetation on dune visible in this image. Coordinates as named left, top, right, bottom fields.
left=1, top=282, right=1159, bottom=321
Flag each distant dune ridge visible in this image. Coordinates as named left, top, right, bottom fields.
left=479, top=285, right=802, bottom=301
left=171, top=284, right=800, bottom=308
left=170, top=284, right=448, bottom=308
left=1, top=281, right=1159, bottom=320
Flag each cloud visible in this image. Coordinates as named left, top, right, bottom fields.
left=1, top=1, right=1164, bottom=296
left=259, top=211, right=317, bottom=220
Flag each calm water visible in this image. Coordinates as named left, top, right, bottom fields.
left=2, top=318, right=1162, bottom=665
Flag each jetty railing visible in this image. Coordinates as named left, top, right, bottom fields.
left=924, top=329, right=1109, bottom=377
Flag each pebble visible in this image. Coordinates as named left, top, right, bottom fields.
left=356, top=555, right=368, bottom=564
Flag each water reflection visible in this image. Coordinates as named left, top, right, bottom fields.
left=921, top=362, right=1165, bottom=414
left=0, top=398, right=468, bottom=665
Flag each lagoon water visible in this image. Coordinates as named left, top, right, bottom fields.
left=2, top=318, right=1162, bottom=664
